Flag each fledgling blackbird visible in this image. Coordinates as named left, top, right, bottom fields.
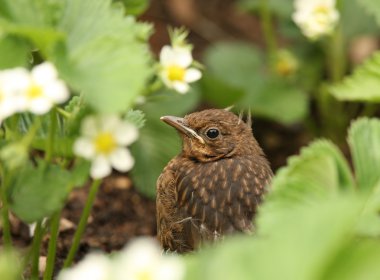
left=156, top=109, right=272, bottom=253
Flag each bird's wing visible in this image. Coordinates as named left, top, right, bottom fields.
left=156, top=160, right=194, bottom=253
left=176, top=157, right=272, bottom=237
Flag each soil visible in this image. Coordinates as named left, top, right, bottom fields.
left=2, top=0, right=313, bottom=277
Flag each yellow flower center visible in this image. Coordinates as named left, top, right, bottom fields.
left=275, top=60, right=294, bottom=77
left=167, top=65, right=186, bottom=82
left=94, top=132, right=116, bottom=154
left=314, top=5, right=329, bottom=14
left=136, top=270, right=153, bottom=280
left=27, top=84, right=43, bottom=99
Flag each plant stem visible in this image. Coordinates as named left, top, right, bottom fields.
left=327, top=27, right=346, bottom=83
left=0, top=179, right=12, bottom=249
left=31, top=221, right=44, bottom=279
left=259, top=0, right=277, bottom=56
left=63, top=179, right=101, bottom=268
left=0, top=167, right=12, bottom=249
left=56, top=107, right=71, bottom=119
left=45, top=110, right=57, bottom=162
left=43, top=211, right=61, bottom=280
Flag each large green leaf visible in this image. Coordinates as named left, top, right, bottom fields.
left=348, top=118, right=380, bottom=191
left=0, top=35, right=29, bottom=69
left=322, top=240, right=380, bottom=280
left=130, top=90, right=200, bottom=197
left=186, top=196, right=366, bottom=280
left=0, top=0, right=65, bottom=56
left=118, top=0, right=150, bottom=16
left=268, top=140, right=354, bottom=200
left=54, top=0, right=152, bottom=113
left=200, top=74, right=245, bottom=108
left=203, top=42, right=307, bottom=124
left=330, top=52, right=380, bottom=102
left=357, top=0, right=380, bottom=26
left=9, top=161, right=73, bottom=223
left=1, top=0, right=153, bottom=113
left=204, top=42, right=263, bottom=89
left=238, top=77, right=308, bottom=124
left=258, top=140, right=355, bottom=235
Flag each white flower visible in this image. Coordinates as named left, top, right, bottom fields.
left=0, top=68, right=29, bottom=123
left=22, top=62, right=69, bottom=114
left=58, top=253, right=111, bottom=280
left=74, top=115, right=138, bottom=179
left=293, top=0, right=339, bottom=40
left=159, top=46, right=202, bottom=94
left=114, top=237, right=185, bottom=280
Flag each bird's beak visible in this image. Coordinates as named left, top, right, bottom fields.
left=160, top=116, right=205, bottom=144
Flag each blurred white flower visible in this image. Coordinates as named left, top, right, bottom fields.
left=0, top=68, right=29, bottom=123
left=159, top=46, right=201, bottom=94
left=22, top=62, right=69, bottom=114
left=293, top=0, right=339, bottom=40
left=114, top=237, right=185, bottom=280
left=74, top=115, right=138, bottom=179
left=0, top=62, right=69, bottom=123
left=58, top=253, right=111, bottom=280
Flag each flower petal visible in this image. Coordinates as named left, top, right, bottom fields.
left=160, top=46, right=176, bottom=66
left=28, top=98, right=52, bottom=115
left=115, top=122, right=138, bottom=146
left=44, top=81, right=70, bottom=104
left=109, top=148, right=134, bottom=172
left=156, top=257, right=186, bottom=280
left=184, top=68, right=202, bottom=83
left=58, top=253, right=111, bottom=280
left=82, top=116, right=99, bottom=137
left=73, top=138, right=95, bottom=159
left=100, top=115, right=121, bottom=133
left=31, top=62, right=58, bottom=84
left=160, top=46, right=192, bottom=68
left=90, top=156, right=111, bottom=179
left=172, top=81, right=189, bottom=94
left=173, top=47, right=192, bottom=68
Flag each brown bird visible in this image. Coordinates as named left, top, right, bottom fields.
left=156, top=109, right=272, bottom=253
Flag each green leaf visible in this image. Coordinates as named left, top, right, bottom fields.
left=238, top=78, right=308, bottom=124
left=188, top=196, right=365, bottom=280
left=348, top=118, right=380, bottom=191
left=0, top=0, right=65, bottom=56
left=0, top=35, right=29, bottom=69
left=323, top=240, right=380, bottom=280
left=330, top=52, right=380, bottom=102
left=265, top=140, right=352, bottom=209
left=118, top=0, right=149, bottom=16
left=0, top=250, right=22, bottom=280
left=69, top=160, right=90, bottom=188
left=357, top=0, right=380, bottom=26
left=356, top=181, right=380, bottom=237
left=200, top=74, right=245, bottom=108
left=341, top=0, right=379, bottom=38
left=204, top=42, right=263, bottom=89
left=130, top=89, right=200, bottom=197
left=124, top=109, right=146, bottom=128
left=204, top=42, right=307, bottom=124
left=9, top=161, right=71, bottom=223
left=55, top=0, right=153, bottom=113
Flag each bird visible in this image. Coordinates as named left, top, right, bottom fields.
left=156, top=108, right=272, bottom=253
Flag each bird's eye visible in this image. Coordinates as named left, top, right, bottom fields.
left=206, top=128, right=219, bottom=139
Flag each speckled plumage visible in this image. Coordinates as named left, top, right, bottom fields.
left=156, top=109, right=272, bottom=253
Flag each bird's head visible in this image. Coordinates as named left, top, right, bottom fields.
left=161, top=109, right=265, bottom=162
